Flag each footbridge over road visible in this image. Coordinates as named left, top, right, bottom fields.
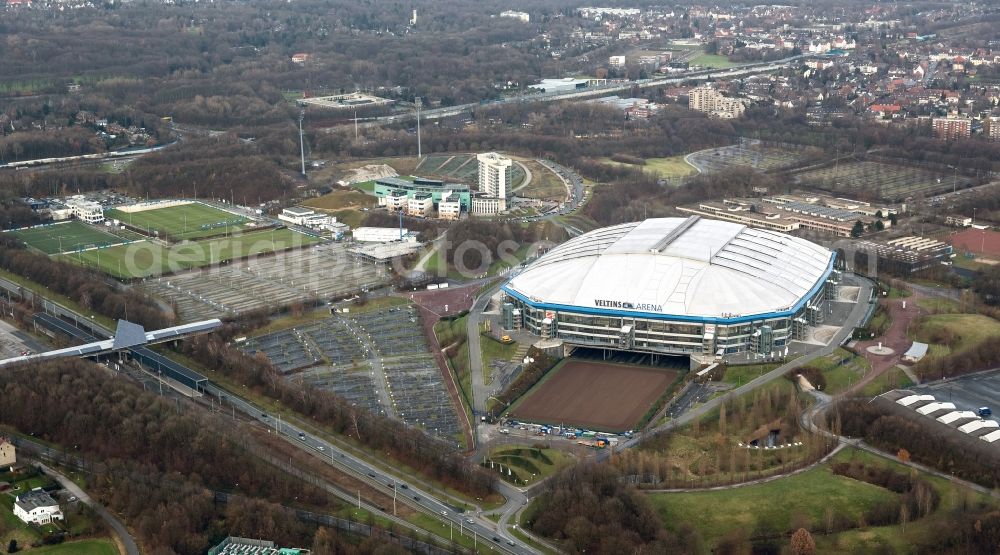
left=2, top=313, right=220, bottom=391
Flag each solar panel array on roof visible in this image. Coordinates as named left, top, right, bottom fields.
left=780, top=201, right=859, bottom=221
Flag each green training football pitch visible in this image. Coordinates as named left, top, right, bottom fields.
left=106, top=202, right=252, bottom=240
left=56, top=228, right=321, bottom=278
left=7, top=221, right=127, bottom=255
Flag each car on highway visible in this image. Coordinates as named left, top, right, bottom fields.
left=465, top=517, right=474, bottom=524
left=440, top=510, right=448, bottom=516
left=507, top=540, right=516, bottom=546
left=298, top=432, right=306, bottom=440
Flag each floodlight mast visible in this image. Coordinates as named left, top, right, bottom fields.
left=299, top=110, right=307, bottom=176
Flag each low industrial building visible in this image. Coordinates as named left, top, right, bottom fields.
left=348, top=241, right=422, bottom=265
left=849, top=236, right=953, bottom=276
left=352, top=227, right=416, bottom=243
left=678, top=195, right=889, bottom=237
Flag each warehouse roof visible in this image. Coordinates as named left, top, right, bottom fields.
left=504, top=216, right=834, bottom=322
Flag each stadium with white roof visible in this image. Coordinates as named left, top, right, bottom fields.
left=501, top=216, right=839, bottom=359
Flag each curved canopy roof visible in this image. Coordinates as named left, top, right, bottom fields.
left=503, top=217, right=834, bottom=321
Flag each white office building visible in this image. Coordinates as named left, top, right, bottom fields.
left=65, top=196, right=104, bottom=224
left=14, top=491, right=63, bottom=525
left=477, top=152, right=513, bottom=201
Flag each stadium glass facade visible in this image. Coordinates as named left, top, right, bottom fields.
left=501, top=217, right=839, bottom=358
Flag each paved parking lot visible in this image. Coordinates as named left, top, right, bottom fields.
left=143, top=243, right=388, bottom=321
left=913, top=370, right=1000, bottom=413
left=241, top=304, right=463, bottom=443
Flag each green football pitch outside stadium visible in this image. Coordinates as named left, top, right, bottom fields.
left=7, top=221, right=127, bottom=255
left=105, top=202, right=252, bottom=240
left=56, top=228, right=321, bottom=278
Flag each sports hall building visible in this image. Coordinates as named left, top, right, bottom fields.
left=501, top=216, right=839, bottom=359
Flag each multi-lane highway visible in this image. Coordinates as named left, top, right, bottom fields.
left=203, top=382, right=530, bottom=553
left=3, top=277, right=534, bottom=553
left=335, top=55, right=804, bottom=130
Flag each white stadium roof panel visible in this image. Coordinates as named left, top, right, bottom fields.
left=505, top=217, right=834, bottom=321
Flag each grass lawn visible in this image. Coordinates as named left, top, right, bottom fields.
left=690, top=53, right=739, bottom=68
left=858, top=367, right=914, bottom=397
left=598, top=155, right=696, bottom=180
left=326, top=208, right=367, bottom=229
left=56, top=228, right=320, bottom=278
left=649, top=450, right=895, bottom=541
left=911, top=313, right=1000, bottom=355
left=435, top=316, right=474, bottom=420
left=27, top=539, right=120, bottom=555
left=353, top=180, right=376, bottom=194
left=481, top=332, right=518, bottom=385
left=106, top=202, right=251, bottom=241
left=815, top=449, right=999, bottom=553
left=914, top=297, right=961, bottom=314
left=721, top=363, right=780, bottom=386
left=803, top=348, right=870, bottom=394
left=518, top=161, right=566, bottom=201
left=646, top=444, right=1000, bottom=553
left=8, top=221, right=127, bottom=255
left=303, top=189, right=376, bottom=210
left=0, top=495, right=41, bottom=548
left=554, top=214, right=600, bottom=234
left=865, top=305, right=891, bottom=338
left=483, top=444, right=574, bottom=485
left=486, top=244, right=532, bottom=277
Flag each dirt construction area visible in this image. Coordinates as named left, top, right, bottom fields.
left=509, top=360, right=679, bottom=432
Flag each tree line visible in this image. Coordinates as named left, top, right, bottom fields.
left=0, top=359, right=385, bottom=555
left=0, top=236, right=172, bottom=329
left=834, top=399, right=1000, bottom=488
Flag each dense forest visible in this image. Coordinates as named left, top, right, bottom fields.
left=0, top=359, right=390, bottom=554
left=526, top=462, right=692, bottom=553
